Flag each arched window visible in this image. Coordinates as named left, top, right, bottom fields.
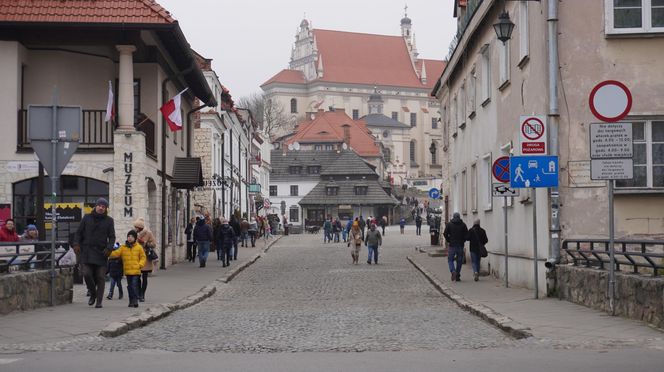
left=410, top=140, right=417, bottom=164
left=383, top=147, right=392, bottom=162
left=290, top=98, right=298, bottom=113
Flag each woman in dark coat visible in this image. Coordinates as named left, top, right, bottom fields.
left=467, top=218, right=489, bottom=282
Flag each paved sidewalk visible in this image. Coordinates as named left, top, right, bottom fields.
left=409, top=249, right=663, bottom=346
left=0, top=236, right=280, bottom=346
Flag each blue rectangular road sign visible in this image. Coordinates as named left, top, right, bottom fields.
left=509, top=156, right=559, bottom=188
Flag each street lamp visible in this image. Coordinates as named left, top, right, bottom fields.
left=493, top=10, right=515, bottom=44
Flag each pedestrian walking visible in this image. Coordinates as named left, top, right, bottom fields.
left=343, top=218, right=352, bottom=243
left=364, top=223, right=382, bottom=265
left=218, top=218, right=235, bottom=267
left=213, top=218, right=223, bottom=261
left=193, top=214, right=213, bottom=268
left=348, top=221, right=362, bottom=264
left=106, top=253, right=123, bottom=300
left=282, top=214, right=289, bottom=236
left=468, top=218, right=489, bottom=282
left=240, top=218, right=250, bottom=247
left=0, top=218, right=20, bottom=242
left=380, top=216, right=387, bottom=236
left=134, top=218, right=157, bottom=302
left=443, top=212, right=469, bottom=282
left=323, top=218, right=332, bottom=243
left=185, top=217, right=195, bottom=262
left=108, top=230, right=145, bottom=308
left=248, top=217, right=258, bottom=247
left=415, top=214, right=423, bottom=236
left=73, top=198, right=115, bottom=308
left=230, top=215, right=241, bottom=260
left=332, top=218, right=341, bottom=242
left=359, top=215, right=366, bottom=240
left=399, top=217, right=406, bottom=234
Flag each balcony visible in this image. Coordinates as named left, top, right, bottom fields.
left=17, top=109, right=157, bottom=159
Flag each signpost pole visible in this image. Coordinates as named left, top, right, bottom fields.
left=532, top=188, right=538, bottom=299
left=503, top=196, right=509, bottom=288
left=49, top=91, right=58, bottom=307
left=608, top=181, right=615, bottom=315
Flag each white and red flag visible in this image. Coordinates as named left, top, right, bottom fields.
left=104, top=80, right=115, bottom=123
left=160, top=88, right=189, bottom=132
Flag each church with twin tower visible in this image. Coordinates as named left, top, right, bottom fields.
left=261, top=9, right=446, bottom=186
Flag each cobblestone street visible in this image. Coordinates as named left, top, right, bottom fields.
left=86, top=229, right=514, bottom=353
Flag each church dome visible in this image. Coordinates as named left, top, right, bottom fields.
left=400, top=16, right=412, bottom=25
left=369, top=91, right=383, bottom=102
left=300, top=19, right=309, bottom=28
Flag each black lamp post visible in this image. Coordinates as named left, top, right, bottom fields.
left=493, top=10, right=515, bottom=44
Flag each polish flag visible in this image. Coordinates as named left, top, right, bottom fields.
left=104, top=80, right=115, bottom=123
left=160, top=88, right=189, bottom=132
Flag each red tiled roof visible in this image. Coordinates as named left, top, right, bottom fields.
left=261, top=69, right=306, bottom=86
left=0, top=0, right=176, bottom=24
left=262, top=29, right=446, bottom=90
left=286, top=111, right=381, bottom=157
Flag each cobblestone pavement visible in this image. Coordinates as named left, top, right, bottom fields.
left=71, top=229, right=516, bottom=353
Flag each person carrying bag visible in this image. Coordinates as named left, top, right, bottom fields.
left=467, top=218, right=489, bottom=282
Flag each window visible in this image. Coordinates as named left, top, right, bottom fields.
left=352, top=109, right=359, bottom=120
left=326, top=186, right=339, bottom=196
left=469, top=69, right=477, bottom=116
left=458, top=83, right=466, bottom=127
left=383, top=147, right=392, bottom=162
left=481, top=154, right=493, bottom=211
left=410, top=113, right=417, bottom=127
left=325, top=144, right=334, bottom=150
left=499, top=40, right=510, bottom=87
left=431, top=117, right=438, bottom=130
left=290, top=185, right=299, bottom=196
left=289, top=206, right=299, bottom=222
left=452, top=95, right=458, bottom=136
left=269, top=185, right=277, bottom=196
left=616, top=120, right=664, bottom=188
left=518, top=1, right=529, bottom=65
left=443, top=105, right=450, bottom=147
left=288, top=166, right=302, bottom=175
left=354, top=186, right=368, bottom=195
left=431, top=145, right=437, bottom=164
left=392, top=111, right=399, bottom=120
left=453, top=174, right=459, bottom=213
left=471, top=163, right=478, bottom=213
left=606, top=0, right=664, bottom=33
left=307, top=166, right=321, bottom=174
left=461, top=169, right=467, bottom=214
left=314, top=144, right=322, bottom=150
left=410, top=140, right=417, bottom=165
left=480, top=45, right=491, bottom=104
left=290, top=98, right=298, bottom=113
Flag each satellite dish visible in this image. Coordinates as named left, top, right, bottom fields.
left=287, top=143, right=294, bottom=151
left=342, top=143, right=348, bottom=150
left=293, top=142, right=301, bottom=151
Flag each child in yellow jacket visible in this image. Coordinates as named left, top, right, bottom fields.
left=109, top=230, right=146, bottom=308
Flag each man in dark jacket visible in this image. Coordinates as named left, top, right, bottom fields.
left=193, top=217, right=213, bottom=268
left=443, top=212, right=468, bottom=282
left=358, top=215, right=366, bottom=240
left=415, top=215, right=423, bottom=236
left=217, top=218, right=236, bottom=267
left=229, top=215, right=241, bottom=260
left=74, top=198, right=116, bottom=308
left=468, top=218, right=489, bottom=281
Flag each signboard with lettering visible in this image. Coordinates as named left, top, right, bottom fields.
left=590, top=159, right=634, bottom=180
left=590, top=123, right=633, bottom=159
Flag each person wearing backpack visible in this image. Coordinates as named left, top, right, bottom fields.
left=467, top=218, right=489, bottom=282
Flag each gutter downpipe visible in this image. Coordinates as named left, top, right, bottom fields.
left=160, top=65, right=194, bottom=270
left=186, top=103, right=209, bottom=229
left=546, top=0, right=561, bottom=292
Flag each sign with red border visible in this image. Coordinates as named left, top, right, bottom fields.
left=492, top=156, right=511, bottom=183
left=589, top=80, right=632, bottom=123
left=519, top=116, right=547, bottom=155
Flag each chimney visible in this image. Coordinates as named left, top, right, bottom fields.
left=342, top=124, right=351, bottom=145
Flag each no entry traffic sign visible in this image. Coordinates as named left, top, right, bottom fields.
left=492, top=156, right=511, bottom=183
left=519, top=115, right=547, bottom=155
left=589, top=80, right=632, bottom=123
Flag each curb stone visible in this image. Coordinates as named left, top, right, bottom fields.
left=407, top=255, right=533, bottom=340
left=100, top=235, right=283, bottom=338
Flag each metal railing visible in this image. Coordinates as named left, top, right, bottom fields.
left=0, top=241, right=71, bottom=273
left=562, top=239, right=664, bottom=277
left=17, top=109, right=113, bottom=151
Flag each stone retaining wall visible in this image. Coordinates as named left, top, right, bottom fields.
left=0, top=268, right=73, bottom=315
left=556, top=264, right=664, bottom=329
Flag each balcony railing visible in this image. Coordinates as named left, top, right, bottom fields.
left=17, top=109, right=113, bottom=151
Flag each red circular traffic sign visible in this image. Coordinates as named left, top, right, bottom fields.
left=521, top=117, right=545, bottom=140
left=492, top=156, right=511, bottom=183
left=589, top=80, right=632, bottom=122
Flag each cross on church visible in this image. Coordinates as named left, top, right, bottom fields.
left=404, top=4, right=408, bottom=16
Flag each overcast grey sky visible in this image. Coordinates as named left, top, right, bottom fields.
left=157, top=0, right=457, bottom=99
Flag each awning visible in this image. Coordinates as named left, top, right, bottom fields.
left=171, top=157, right=203, bottom=189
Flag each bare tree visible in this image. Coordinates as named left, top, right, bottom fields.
left=237, top=92, right=294, bottom=138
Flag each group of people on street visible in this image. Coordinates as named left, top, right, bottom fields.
left=323, top=215, right=388, bottom=244
left=443, top=213, right=489, bottom=282
left=347, top=220, right=383, bottom=265
left=0, top=218, right=39, bottom=243
left=73, top=198, right=158, bottom=308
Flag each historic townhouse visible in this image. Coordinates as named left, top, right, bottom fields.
left=0, top=1, right=216, bottom=266
left=433, top=0, right=664, bottom=293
